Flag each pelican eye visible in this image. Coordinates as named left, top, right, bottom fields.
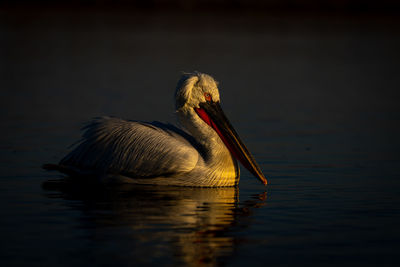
left=204, top=92, right=212, bottom=102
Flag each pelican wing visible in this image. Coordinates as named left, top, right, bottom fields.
left=60, top=117, right=201, bottom=178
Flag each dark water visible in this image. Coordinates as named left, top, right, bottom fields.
left=1, top=10, right=400, bottom=266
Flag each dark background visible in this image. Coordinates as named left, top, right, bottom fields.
left=2, top=0, right=400, bottom=130
left=2, top=0, right=399, bottom=162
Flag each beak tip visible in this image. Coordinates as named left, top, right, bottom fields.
left=259, top=175, right=268, bottom=186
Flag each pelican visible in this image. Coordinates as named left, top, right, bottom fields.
left=44, top=72, right=267, bottom=187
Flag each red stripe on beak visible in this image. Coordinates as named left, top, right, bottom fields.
left=195, top=107, right=241, bottom=160
left=195, top=107, right=267, bottom=185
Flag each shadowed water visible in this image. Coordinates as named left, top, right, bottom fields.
left=41, top=182, right=266, bottom=266
left=1, top=9, right=400, bottom=266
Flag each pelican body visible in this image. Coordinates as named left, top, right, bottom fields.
left=44, top=72, right=267, bottom=187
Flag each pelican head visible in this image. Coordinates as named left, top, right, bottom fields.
left=175, top=72, right=267, bottom=185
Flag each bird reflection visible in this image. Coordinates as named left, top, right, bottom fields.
left=43, top=180, right=267, bottom=266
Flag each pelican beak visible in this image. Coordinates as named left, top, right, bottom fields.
left=195, top=101, right=267, bottom=185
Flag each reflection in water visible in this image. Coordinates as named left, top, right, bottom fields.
left=43, top=180, right=266, bottom=266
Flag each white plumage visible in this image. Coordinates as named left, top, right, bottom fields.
left=44, top=72, right=267, bottom=187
